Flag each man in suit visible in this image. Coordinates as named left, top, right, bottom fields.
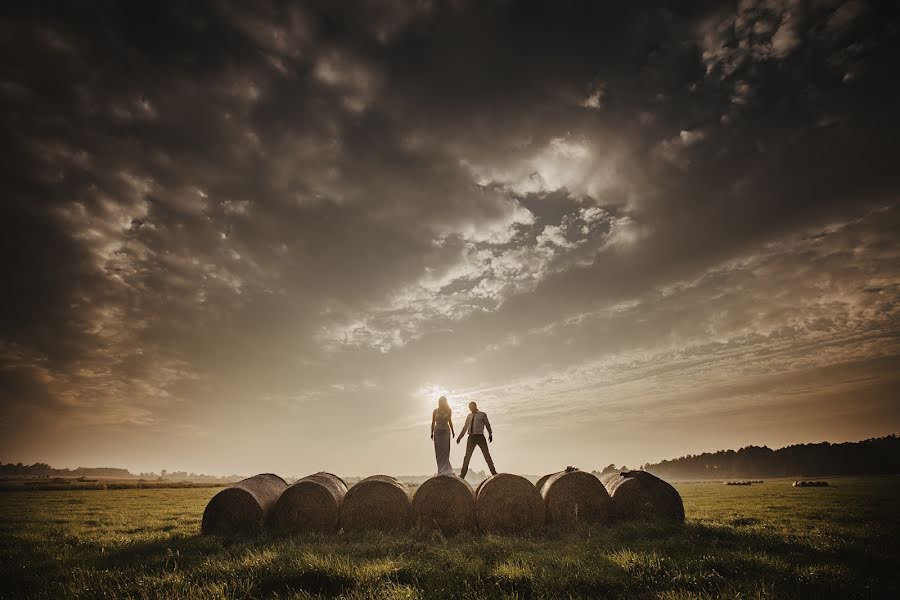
left=456, top=401, right=497, bottom=478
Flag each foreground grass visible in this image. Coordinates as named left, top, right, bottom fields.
left=1, top=477, right=898, bottom=599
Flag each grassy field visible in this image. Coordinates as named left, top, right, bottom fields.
left=1, top=477, right=898, bottom=599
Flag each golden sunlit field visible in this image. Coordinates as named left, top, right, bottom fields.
left=1, top=477, right=899, bottom=599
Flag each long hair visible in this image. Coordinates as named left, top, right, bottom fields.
left=437, top=395, right=451, bottom=416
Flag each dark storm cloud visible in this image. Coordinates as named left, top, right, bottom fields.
left=1, top=0, right=898, bottom=472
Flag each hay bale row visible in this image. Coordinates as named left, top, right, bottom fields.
left=407, top=472, right=556, bottom=534
left=201, top=473, right=288, bottom=534
left=202, top=469, right=683, bottom=535
left=205, top=473, right=413, bottom=535
left=600, top=470, right=684, bottom=523
left=538, top=467, right=611, bottom=525
left=724, top=481, right=753, bottom=486
left=793, top=480, right=829, bottom=487
left=272, top=472, right=347, bottom=532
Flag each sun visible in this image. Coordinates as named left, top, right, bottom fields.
left=417, top=383, right=468, bottom=416
left=419, top=384, right=450, bottom=409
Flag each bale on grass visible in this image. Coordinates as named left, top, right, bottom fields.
left=602, top=470, right=684, bottom=523
left=476, top=473, right=544, bottom=533
left=340, top=475, right=412, bottom=532
left=201, top=473, right=287, bottom=535
left=539, top=467, right=611, bottom=525
left=272, top=472, right=347, bottom=533
left=411, top=474, right=476, bottom=533
left=793, top=480, right=829, bottom=487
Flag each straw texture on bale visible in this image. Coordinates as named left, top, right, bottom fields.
left=602, top=471, right=684, bottom=522
left=201, top=473, right=287, bottom=534
left=539, top=468, right=611, bottom=525
left=598, top=472, right=617, bottom=487
left=476, top=473, right=544, bottom=533
left=534, top=473, right=553, bottom=493
left=340, top=475, right=412, bottom=531
left=272, top=472, right=347, bottom=532
left=411, top=474, right=476, bottom=533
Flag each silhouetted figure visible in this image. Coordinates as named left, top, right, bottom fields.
left=431, top=396, right=455, bottom=475
left=457, top=401, right=496, bottom=478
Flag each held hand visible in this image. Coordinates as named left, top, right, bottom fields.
left=430, top=433, right=434, bottom=439
left=489, top=435, right=493, bottom=443
left=456, top=437, right=462, bottom=444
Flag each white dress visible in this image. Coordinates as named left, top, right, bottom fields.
left=433, top=410, right=454, bottom=476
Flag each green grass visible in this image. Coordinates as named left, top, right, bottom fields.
left=1, top=477, right=898, bottom=598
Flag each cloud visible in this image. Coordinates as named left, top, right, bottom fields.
left=462, top=135, right=622, bottom=201
left=653, top=129, right=707, bottom=167
left=580, top=84, right=606, bottom=110
left=313, top=52, right=380, bottom=113
left=826, top=0, right=868, bottom=35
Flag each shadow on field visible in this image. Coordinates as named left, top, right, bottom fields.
left=251, top=563, right=358, bottom=597
left=89, top=518, right=873, bottom=599
left=98, top=533, right=246, bottom=571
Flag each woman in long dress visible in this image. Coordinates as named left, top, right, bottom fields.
left=430, top=396, right=455, bottom=476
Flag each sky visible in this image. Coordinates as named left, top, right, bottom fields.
left=1, top=0, right=898, bottom=478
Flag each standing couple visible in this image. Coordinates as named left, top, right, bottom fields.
left=430, top=396, right=497, bottom=478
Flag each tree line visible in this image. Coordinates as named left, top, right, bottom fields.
left=0, top=462, right=242, bottom=482
left=618, top=435, right=900, bottom=480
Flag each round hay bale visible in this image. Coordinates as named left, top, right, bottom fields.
left=535, top=472, right=554, bottom=492
left=794, top=480, right=828, bottom=487
left=411, top=474, right=476, bottom=533
left=598, top=472, right=617, bottom=488
left=541, top=469, right=611, bottom=525
left=340, top=475, right=412, bottom=532
left=201, top=473, right=287, bottom=535
left=475, top=473, right=544, bottom=533
left=272, top=472, right=347, bottom=533
left=602, top=471, right=684, bottom=523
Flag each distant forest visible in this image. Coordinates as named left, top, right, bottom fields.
left=0, top=463, right=242, bottom=483
left=627, top=435, right=900, bottom=480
